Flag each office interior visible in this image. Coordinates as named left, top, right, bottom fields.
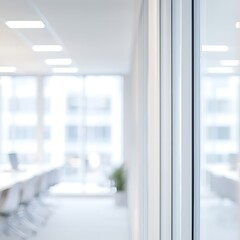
left=0, top=0, right=240, bottom=240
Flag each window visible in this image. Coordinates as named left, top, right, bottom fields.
left=207, top=126, right=231, bottom=140
left=18, top=153, right=35, bottom=164
left=86, top=126, right=111, bottom=142
left=207, top=99, right=230, bottom=113
left=67, top=95, right=82, bottom=113
left=66, top=125, right=79, bottom=141
left=44, top=126, right=51, bottom=140
left=43, top=75, right=123, bottom=192
left=9, top=126, right=36, bottom=140
left=206, top=154, right=224, bottom=163
left=0, top=76, right=37, bottom=164
left=44, top=98, right=51, bottom=114
left=9, top=98, right=36, bottom=113
left=86, top=97, right=111, bottom=114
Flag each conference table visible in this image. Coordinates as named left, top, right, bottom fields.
left=206, top=164, right=239, bottom=203
left=0, top=164, right=63, bottom=192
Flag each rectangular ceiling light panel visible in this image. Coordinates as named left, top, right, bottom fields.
left=46, top=58, right=72, bottom=65
left=0, top=67, right=16, bottom=73
left=52, top=68, right=78, bottom=73
left=201, top=45, right=229, bottom=52
left=220, top=60, right=239, bottom=66
left=32, top=45, right=63, bottom=52
left=6, top=21, right=45, bottom=29
left=208, top=67, right=233, bottom=73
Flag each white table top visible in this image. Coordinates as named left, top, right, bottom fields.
left=206, top=164, right=239, bottom=181
left=0, top=164, right=62, bottom=191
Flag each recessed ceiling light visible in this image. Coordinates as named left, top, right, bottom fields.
left=6, top=21, right=45, bottom=29
left=236, top=22, right=240, bottom=29
left=201, top=45, right=229, bottom=52
left=0, top=67, right=16, bottom=73
left=220, top=60, right=239, bottom=66
left=32, top=45, right=62, bottom=52
left=52, top=68, right=78, bottom=73
left=208, top=67, right=233, bottom=74
left=46, top=58, right=72, bottom=65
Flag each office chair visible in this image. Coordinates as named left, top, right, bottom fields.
left=0, top=183, right=27, bottom=240
left=18, top=176, right=39, bottom=234
left=0, top=191, right=5, bottom=236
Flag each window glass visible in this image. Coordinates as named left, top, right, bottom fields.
left=43, top=75, right=123, bottom=193
left=86, top=97, right=111, bottom=114
left=206, top=99, right=231, bottom=113
left=43, top=76, right=84, bottom=166
left=67, top=95, right=82, bottom=113
left=200, top=0, right=240, bottom=239
left=66, top=125, right=79, bottom=141
left=206, top=126, right=231, bottom=140
left=0, top=76, right=37, bottom=164
left=86, top=126, right=111, bottom=143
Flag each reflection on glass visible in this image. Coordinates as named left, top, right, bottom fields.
left=200, top=0, right=240, bottom=239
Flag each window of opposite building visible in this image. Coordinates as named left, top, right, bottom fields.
left=86, top=97, right=111, bottom=114
left=67, top=95, right=82, bottom=113
left=66, top=125, right=79, bottom=141
left=9, top=125, right=50, bottom=140
left=207, top=126, right=231, bottom=140
left=9, top=126, right=35, bottom=140
left=86, top=126, right=111, bottom=143
left=207, top=99, right=231, bottom=113
left=9, top=98, right=36, bottom=113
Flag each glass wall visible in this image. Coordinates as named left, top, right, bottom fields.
left=200, top=0, right=240, bottom=239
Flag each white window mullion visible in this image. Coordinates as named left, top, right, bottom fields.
left=172, top=0, right=194, bottom=240
left=36, top=76, right=44, bottom=164
left=160, top=0, right=172, bottom=240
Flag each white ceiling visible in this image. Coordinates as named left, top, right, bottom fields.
left=0, top=0, right=135, bottom=75
left=201, top=0, right=240, bottom=75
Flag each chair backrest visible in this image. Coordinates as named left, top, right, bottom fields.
left=48, top=168, right=63, bottom=187
left=0, top=191, right=3, bottom=208
left=34, top=173, right=48, bottom=196
left=20, top=176, right=38, bottom=204
left=8, top=153, right=19, bottom=171
left=0, top=183, right=21, bottom=215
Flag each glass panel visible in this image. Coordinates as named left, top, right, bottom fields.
left=200, top=0, right=240, bottom=239
left=0, top=76, right=37, bottom=164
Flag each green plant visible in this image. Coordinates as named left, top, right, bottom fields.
left=110, top=165, right=126, bottom=192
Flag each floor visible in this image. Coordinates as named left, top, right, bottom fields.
left=201, top=190, right=239, bottom=240
left=50, top=182, right=113, bottom=196
left=1, top=197, right=129, bottom=240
